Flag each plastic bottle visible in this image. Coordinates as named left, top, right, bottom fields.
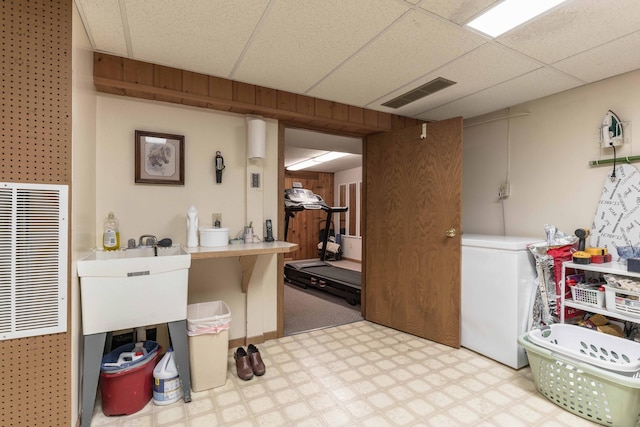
left=103, top=211, right=120, bottom=251
left=153, top=348, right=182, bottom=406
left=186, top=206, right=199, bottom=248
left=132, top=341, right=147, bottom=357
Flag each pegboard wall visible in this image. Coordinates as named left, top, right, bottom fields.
left=0, top=0, right=72, bottom=426
left=1, top=0, right=71, bottom=183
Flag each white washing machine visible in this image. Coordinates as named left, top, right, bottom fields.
left=461, top=234, right=542, bottom=369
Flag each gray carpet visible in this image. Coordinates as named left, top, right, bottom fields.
left=284, top=283, right=363, bottom=336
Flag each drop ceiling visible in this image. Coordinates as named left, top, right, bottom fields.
left=76, top=0, right=640, bottom=172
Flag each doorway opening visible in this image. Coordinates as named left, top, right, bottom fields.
left=282, top=127, right=363, bottom=335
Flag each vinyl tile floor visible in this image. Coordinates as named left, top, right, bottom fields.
left=89, top=320, right=599, bottom=427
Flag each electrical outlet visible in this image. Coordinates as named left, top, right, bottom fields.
left=212, top=213, right=222, bottom=226
left=498, top=183, right=511, bottom=200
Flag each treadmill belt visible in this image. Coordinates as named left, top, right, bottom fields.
left=285, top=261, right=361, bottom=304
left=302, top=265, right=361, bottom=289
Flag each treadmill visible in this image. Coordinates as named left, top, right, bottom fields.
left=284, top=186, right=361, bottom=305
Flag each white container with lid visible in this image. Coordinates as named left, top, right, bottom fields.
left=199, top=227, right=229, bottom=247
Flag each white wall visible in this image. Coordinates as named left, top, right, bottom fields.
left=334, top=166, right=362, bottom=261
left=94, top=95, right=279, bottom=341
left=70, top=7, right=96, bottom=426
left=463, top=70, right=640, bottom=239
left=71, top=5, right=97, bottom=425
left=71, top=22, right=279, bottom=418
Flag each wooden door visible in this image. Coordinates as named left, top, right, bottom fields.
left=364, top=118, right=462, bottom=348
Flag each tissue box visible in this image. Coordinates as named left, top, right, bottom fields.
left=628, top=258, right=640, bottom=273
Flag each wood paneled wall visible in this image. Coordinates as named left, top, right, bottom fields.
left=93, top=53, right=420, bottom=137
left=285, top=172, right=334, bottom=260
left=0, top=0, right=72, bottom=425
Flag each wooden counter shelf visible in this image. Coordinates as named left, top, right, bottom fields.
left=187, top=241, right=298, bottom=292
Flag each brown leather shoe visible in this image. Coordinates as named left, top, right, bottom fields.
left=247, top=344, right=266, bottom=376
left=234, top=347, right=253, bottom=380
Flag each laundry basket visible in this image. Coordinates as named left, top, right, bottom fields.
left=527, top=324, right=640, bottom=375
left=519, top=333, right=640, bottom=426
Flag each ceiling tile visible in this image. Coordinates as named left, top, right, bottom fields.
left=285, top=128, right=361, bottom=153
left=76, top=0, right=128, bottom=56
left=123, top=0, right=270, bottom=77
left=370, top=42, right=543, bottom=116
left=419, top=67, right=584, bottom=120
left=284, top=147, right=326, bottom=166
left=232, top=0, right=410, bottom=94
left=307, top=10, right=485, bottom=106
left=76, top=0, right=640, bottom=126
left=554, top=31, right=640, bottom=83
left=419, top=0, right=498, bottom=25
left=498, top=0, right=640, bottom=64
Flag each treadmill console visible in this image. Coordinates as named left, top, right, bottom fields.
left=284, top=188, right=327, bottom=209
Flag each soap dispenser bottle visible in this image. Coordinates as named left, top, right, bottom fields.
left=187, top=206, right=199, bottom=247
left=103, top=211, right=120, bottom=251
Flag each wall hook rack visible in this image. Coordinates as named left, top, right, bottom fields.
left=589, top=155, right=640, bottom=166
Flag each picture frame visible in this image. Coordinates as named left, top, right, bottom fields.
left=135, top=130, right=185, bottom=185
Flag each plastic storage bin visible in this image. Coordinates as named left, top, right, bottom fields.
left=570, top=286, right=605, bottom=308
left=519, top=332, right=640, bottom=426
left=187, top=301, right=231, bottom=392
left=528, top=324, right=640, bottom=375
left=604, top=285, right=640, bottom=317
left=99, top=341, right=161, bottom=416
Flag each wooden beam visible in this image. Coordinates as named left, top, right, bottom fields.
left=93, top=53, right=419, bottom=136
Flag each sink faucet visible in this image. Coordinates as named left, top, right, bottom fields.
left=138, top=234, right=157, bottom=247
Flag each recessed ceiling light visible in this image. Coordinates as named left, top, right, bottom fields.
left=286, top=152, right=349, bottom=171
left=466, top=0, right=567, bottom=38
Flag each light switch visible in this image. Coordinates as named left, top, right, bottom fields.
left=251, top=173, right=260, bottom=188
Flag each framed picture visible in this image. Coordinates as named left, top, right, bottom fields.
left=135, top=130, right=185, bottom=185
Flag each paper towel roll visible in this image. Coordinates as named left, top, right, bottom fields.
left=247, top=116, right=266, bottom=160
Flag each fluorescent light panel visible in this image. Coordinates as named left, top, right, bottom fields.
left=467, top=0, right=567, bottom=38
left=314, top=151, right=349, bottom=162
left=287, top=151, right=349, bottom=171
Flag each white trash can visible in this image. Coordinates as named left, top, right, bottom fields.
left=187, top=301, right=231, bottom=392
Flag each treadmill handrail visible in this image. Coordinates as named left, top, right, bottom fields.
left=321, top=205, right=347, bottom=213
left=284, top=191, right=348, bottom=261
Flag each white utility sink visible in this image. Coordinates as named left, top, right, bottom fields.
left=77, top=245, right=191, bottom=335
left=77, top=245, right=190, bottom=277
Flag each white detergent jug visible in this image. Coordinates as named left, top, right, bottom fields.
left=153, top=348, right=182, bottom=406
left=102, top=342, right=148, bottom=368
left=186, top=206, right=199, bottom=248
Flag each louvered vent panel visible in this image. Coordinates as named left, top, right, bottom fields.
left=0, top=188, right=13, bottom=335
left=382, top=77, right=457, bottom=109
left=0, top=183, right=68, bottom=340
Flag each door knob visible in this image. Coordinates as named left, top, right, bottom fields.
left=445, top=228, right=456, bottom=238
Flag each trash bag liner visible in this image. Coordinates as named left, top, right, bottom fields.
left=187, top=301, right=231, bottom=336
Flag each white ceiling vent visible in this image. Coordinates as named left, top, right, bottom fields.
left=0, top=183, right=68, bottom=340
left=382, top=77, right=457, bottom=109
